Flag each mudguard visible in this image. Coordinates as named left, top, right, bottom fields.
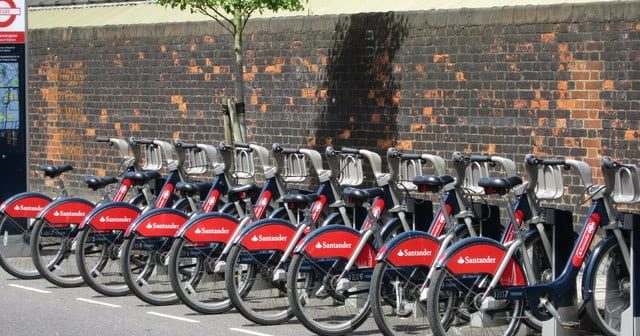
left=320, top=211, right=344, bottom=226
left=125, top=208, right=189, bottom=238
left=380, top=217, right=403, bottom=241
left=36, top=197, right=95, bottom=227
left=0, top=192, right=53, bottom=218
left=80, top=202, right=141, bottom=231
left=294, top=225, right=376, bottom=268
left=237, top=218, right=297, bottom=251
left=435, top=236, right=526, bottom=286
left=581, top=233, right=619, bottom=304
left=376, top=231, right=440, bottom=267
left=268, top=207, right=287, bottom=220
left=171, top=198, right=191, bottom=211
left=176, top=212, right=239, bottom=244
left=219, top=202, right=238, bottom=215
left=127, top=192, right=146, bottom=207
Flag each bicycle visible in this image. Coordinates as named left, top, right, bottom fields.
left=425, top=156, right=630, bottom=336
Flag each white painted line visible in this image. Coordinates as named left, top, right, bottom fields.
left=146, top=311, right=200, bottom=323
left=229, top=328, right=274, bottom=336
left=76, top=298, right=121, bottom=308
left=8, top=284, right=52, bottom=294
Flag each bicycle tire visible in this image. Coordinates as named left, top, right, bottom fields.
left=168, top=237, right=231, bottom=314
left=76, top=226, right=129, bottom=296
left=30, top=218, right=84, bottom=287
left=287, top=252, right=371, bottom=335
left=370, top=261, right=430, bottom=335
left=0, top=214, right=39, bottom=279
left=121, top=232, right=179, bottom=306
left=584, top=236, right=628, bottom=336
left=226, top=244, right=293, bottom=325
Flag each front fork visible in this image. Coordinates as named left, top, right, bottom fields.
left=213, top=215, right=252, bottom=273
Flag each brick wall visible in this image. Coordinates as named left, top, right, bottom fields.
left=28, top=2, right=640, bottom=214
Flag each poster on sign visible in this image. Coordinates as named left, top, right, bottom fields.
left=0, top=0, right=25, bottom=204
left=0, top=0, right=25, bottom=43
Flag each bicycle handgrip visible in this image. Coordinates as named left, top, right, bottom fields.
left=340, top=147, right=360, bottom=155
left=602, top=157, right=618, bottom=169
left=174, top=141, right=198, bottom=149
left=218, top=143, right=232, bottom=152
left=272, top=144, right=299, bottom=154
left=469, top=155, right=492, bottom=162
left=60, top=164, right=73, bottom=173
left=131, top=139, right=155, bottom=145
left=95, top=136, right=110, bottom=143
left=538, top=158, right=566, bottom=166
left=233, top=141, right=251, bottom=149
left=399, top=153, right=422, bottom=160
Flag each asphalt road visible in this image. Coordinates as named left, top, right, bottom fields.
left=0, top=268, right=385, bottom=336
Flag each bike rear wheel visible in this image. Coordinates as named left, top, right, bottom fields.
left=168, top=238, right=231, bottom=314
left=370, top=261, right=430, bottom=335
left=121, top=233, right=179, bottom=305
left=0, top=214, right=39, bottom=279
left=30, top=219, right=83, bottom=287
left=287, top=253, right=371, bottom=335
left=226, top=244, right=292, bottom=325
left=76, top=226, right=129, bottom=296
left=426, top=267, right=524, bottom=336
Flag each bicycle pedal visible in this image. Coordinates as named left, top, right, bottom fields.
left=315, top=285, right=329, bottom=298
left=419, top=288, right=428, bottom=303
left=213, top=261, right=226, bottom=273
left=561, top=321, right=580, bottom=329
left=335, top=278, right=350, bottom=292
left=272, top=268, right=286, bottom=282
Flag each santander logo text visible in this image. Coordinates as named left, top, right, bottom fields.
left=145, top=222, right=180, bottom=230
left=314, top=241, right=352, bottom=249
left=14, top=205, right=44, bottom=212
left=396, top=249, right=432, bottom=257
left=54, top=210, right=86, bottom=217
left=195, top=227, right=229, bottom=235
left=457, top=255, right=497, bottom=264
left=99, top=216, right=132, bottom=223
left=250, top=234, right=287, bottom=242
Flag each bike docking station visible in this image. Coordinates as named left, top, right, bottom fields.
left=526, top=157, right=580, bottom=336
left=610, top=162, right=640, bottom=336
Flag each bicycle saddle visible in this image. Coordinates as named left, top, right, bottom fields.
left=39, top=164, right=73, bottom=178
left=343, top=187, right=385, bottom=203
left=283, top=193, right=320, bottom=207
left=124, top=171, right=161, bottom=185
left=83, top=176, right=118, bottom=191
left=413, top=175, right=454, bottom=192
left=478, top=176, right=523, bottom=195
left=176, top=182, right=212, bottom=196
left=228, top=183, right=261, bottom=202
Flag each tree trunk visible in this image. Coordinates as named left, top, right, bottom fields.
left=232, top=8, right=246, bottom=142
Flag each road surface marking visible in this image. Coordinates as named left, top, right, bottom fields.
left=230, top=328, right=274, bottom=336
left=76, top=298, right=121, bottom=308
left=8, top=284, right=51, bottom=294
left=146, top=311, right=200, bottom=323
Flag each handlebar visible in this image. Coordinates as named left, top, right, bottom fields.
left=173, top=141, right=199, bottom=149
left=130, top=138, right=155, bottom=146
left=233, top=141, right=251, bottom=149
left=340, top=147, right=360, bottom=155
left=469, top=155, right=492, bottom=162
left=218, top=143, right=233, bottom=152
left=272, top=144, right=299, bottom=154
left=526, top=156, right=566, bottom=166
left=602, top=157, right=618, bottom=169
